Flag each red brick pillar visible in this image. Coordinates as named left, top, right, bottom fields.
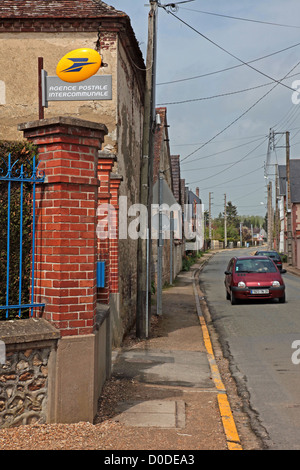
left=97, top=152, right=116, bottom=304
left=109, top=175, right=123, bottom=294
left=18, top=117, right=108, bottom=336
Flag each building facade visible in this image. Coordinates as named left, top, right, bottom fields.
left=278, top=160, right=300, bottom=268
left=152, top=107, right=184, bottom=287
left=0, top=0, right=146, bottom=345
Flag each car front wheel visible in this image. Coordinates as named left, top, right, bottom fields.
left=231, top=290, right=237, bottom=305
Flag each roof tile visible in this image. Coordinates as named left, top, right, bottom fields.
left=0, top=0, right=126, bottom=19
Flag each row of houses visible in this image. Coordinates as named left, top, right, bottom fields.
left=278, top=160, right=300, bottom=268
left=0, top=0, right=204, bottom=426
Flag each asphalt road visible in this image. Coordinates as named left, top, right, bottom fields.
left=199, top=248, right=300, bottom=450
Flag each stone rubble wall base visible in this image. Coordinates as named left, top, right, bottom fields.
left=0, top=318, right=59, bottom=428
left=0, top=311, right=111, bottom=428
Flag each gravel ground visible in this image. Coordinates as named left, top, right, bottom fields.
left=0, top=263, right=263, bottom=451
left=0, top=315, right=226, bottom=451
left=0, top=375, right=226, bottom=451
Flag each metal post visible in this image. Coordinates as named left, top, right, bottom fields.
left=286, top=131, right=293, bottom=265
left=146, top=228, right=149, bottom=338
left=157, top=171, right=163, bottom=316
left=267, top=181, right=273, bottom=250
left=170, top=211, right=173, bottom=285
left=5, top=154, right=11, bottom=319
left=209, top=192, right=212, bottom=240
left=275, top=164, right=279, bottom=251
left=18, top=165, right=24, bottom=317
left=38, top=57, right=44, bottom=120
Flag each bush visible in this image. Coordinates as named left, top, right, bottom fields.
left=0, top=142, right=38, bottom=320
left=280, top=253, right=287, bottom=263
left=182, top=251, right=202, bottom=271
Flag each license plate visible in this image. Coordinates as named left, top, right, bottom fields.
left=250, top=289, right=269, bottom=294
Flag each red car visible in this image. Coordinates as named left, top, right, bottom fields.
left=224, top=256, right=286, bottom=305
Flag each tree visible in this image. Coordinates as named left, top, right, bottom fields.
left=226, top=201, right=239, bottom=228
left=211, top=201, right=240, bottom=241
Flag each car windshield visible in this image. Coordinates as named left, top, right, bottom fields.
left=235, top=259, right=277, bottom=273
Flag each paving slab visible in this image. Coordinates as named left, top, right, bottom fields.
left=112, top=349, right=214, bottom=389
left=113, top=400, right=185, bottom=428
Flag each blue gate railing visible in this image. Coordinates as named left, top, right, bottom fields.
left=0, top=153, right=45, bottom=319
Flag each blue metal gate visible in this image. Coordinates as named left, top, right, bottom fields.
left=0, top=153, right=45, bottom=319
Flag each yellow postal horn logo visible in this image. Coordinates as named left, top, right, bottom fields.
left=56, top=48, right=101, bottom=83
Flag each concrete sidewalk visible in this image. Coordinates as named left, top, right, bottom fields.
left=95, top=253, right=262, bottom=450
left=284, top=263, right=300, bottom=277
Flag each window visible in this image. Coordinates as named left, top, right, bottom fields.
left=235, top=259, right=277, bottom=273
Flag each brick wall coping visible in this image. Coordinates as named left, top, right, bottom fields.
left=0, top=318, right=60, bottom=345
left=18, top=116, right=108, bottom=135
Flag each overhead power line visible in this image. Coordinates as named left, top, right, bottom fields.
left=158, top=71, right=300, bottom=106
left=190, top=165, right=264, bottom=190
left=179, top=59, right=300, bottom=164
left=184, top=151, right=267, bottom=172
left=157, top=41, right=300, bottom=86
left=159, top=82, right=271, bottom=105
left=160, top=6, right=297, bottom=93
left=172, top=133, right=267, bottom=147
left=181, top=8, right=300, bottom=29
left=181, top=136, right=266, bottom=165
left=185, top=138, right=267, bottom=184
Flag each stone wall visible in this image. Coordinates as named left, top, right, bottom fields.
left=0, top=318, right=60, bottom=429
left=0, top=347, right=51, bottom=427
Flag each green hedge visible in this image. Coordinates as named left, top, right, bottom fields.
left=0, top=141, right=38, bottom=320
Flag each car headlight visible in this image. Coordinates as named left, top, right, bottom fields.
left=238, top=281, right=246, bottom=288
left=272, top=281, right=280, bottom=287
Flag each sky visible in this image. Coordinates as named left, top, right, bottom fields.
left=108, top=0, right=300, bottom=219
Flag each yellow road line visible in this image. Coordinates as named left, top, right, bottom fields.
left=194, top=280, right=243, bottom=450
left=198, top=316, right=226, bottom=391
left=218, top=394, right=243, bottom=450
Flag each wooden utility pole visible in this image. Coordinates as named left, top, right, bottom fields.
left=136, top=0, right=158, bottom=338
left=224, top=194, right=227, bottom=248
left=240, top=222, right=242, bottom=247
left=286, top=131, right=293, bottom=265
left=209, top=192, right=212, bottom=240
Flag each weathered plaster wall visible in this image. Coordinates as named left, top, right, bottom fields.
left=0, top=32, right=117, bottom=144
left=114, top=40, right=143, bottom=341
